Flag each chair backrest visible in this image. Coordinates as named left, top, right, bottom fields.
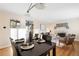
left=66, top=34, right=75, bottom=45
left=10, top=38, right=18, bottom=56
left=12, top=43, right=18, bottom=56
left=35, top=34, right=39, bottom=40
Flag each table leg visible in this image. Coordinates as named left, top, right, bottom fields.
left=53, top=45, right=56, bottom=56
left=48, top=51, right=50, bottom=56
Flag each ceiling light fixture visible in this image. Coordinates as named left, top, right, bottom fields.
left=25, top=3, right=46, bottom=21
left=27, top=3, right=46, bottom=13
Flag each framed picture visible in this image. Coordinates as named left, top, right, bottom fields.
left=54, top=23, right=69, bottom=29
left=10, top=20, right=20, bottom=28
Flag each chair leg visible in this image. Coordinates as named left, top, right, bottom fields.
left=72, top=43, right=74, bottom=49
left=47, top=51, right=50, bottom=56
left=59, top=41, right=60, bottom=46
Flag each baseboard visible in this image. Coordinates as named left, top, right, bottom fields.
left=74, top=39, right=79, bottom=42
left=0, top=44, right=11, bottom=49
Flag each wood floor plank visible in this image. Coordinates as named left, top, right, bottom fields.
left=0, top=46, right=13, bottom=56
left=55, top=41, right=79, bottom=56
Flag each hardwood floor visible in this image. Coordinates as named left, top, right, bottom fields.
left=0, top=46, right=13, bottom=56
left=55, top=41, right=79, bottom=56
left=0, top=41, right=79, bottom=56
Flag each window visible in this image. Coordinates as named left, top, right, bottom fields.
left=10, top=28, right=27, bottom=40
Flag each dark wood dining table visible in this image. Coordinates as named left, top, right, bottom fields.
left=14, top=41, right=56, bottom=56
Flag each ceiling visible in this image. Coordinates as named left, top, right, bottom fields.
left=0, top=3, right=79, bottom=23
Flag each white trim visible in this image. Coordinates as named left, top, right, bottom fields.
left=0, top=44, right=11, bottom=49
left=74, top=39, right=79, bottom=41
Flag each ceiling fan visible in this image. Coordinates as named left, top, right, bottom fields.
left=25, top=3, right=47, bottom=21
left=27, top=3, right=46, bottom=13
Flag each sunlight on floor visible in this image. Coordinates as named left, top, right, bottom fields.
left=0, top=46, right=13, bottom=56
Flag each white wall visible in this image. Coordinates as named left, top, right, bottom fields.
left=0, top=10, right=25, bottom=49
left=68, top=19, right=79, bottom=41
left=0, top=11, right=11, bottom=49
